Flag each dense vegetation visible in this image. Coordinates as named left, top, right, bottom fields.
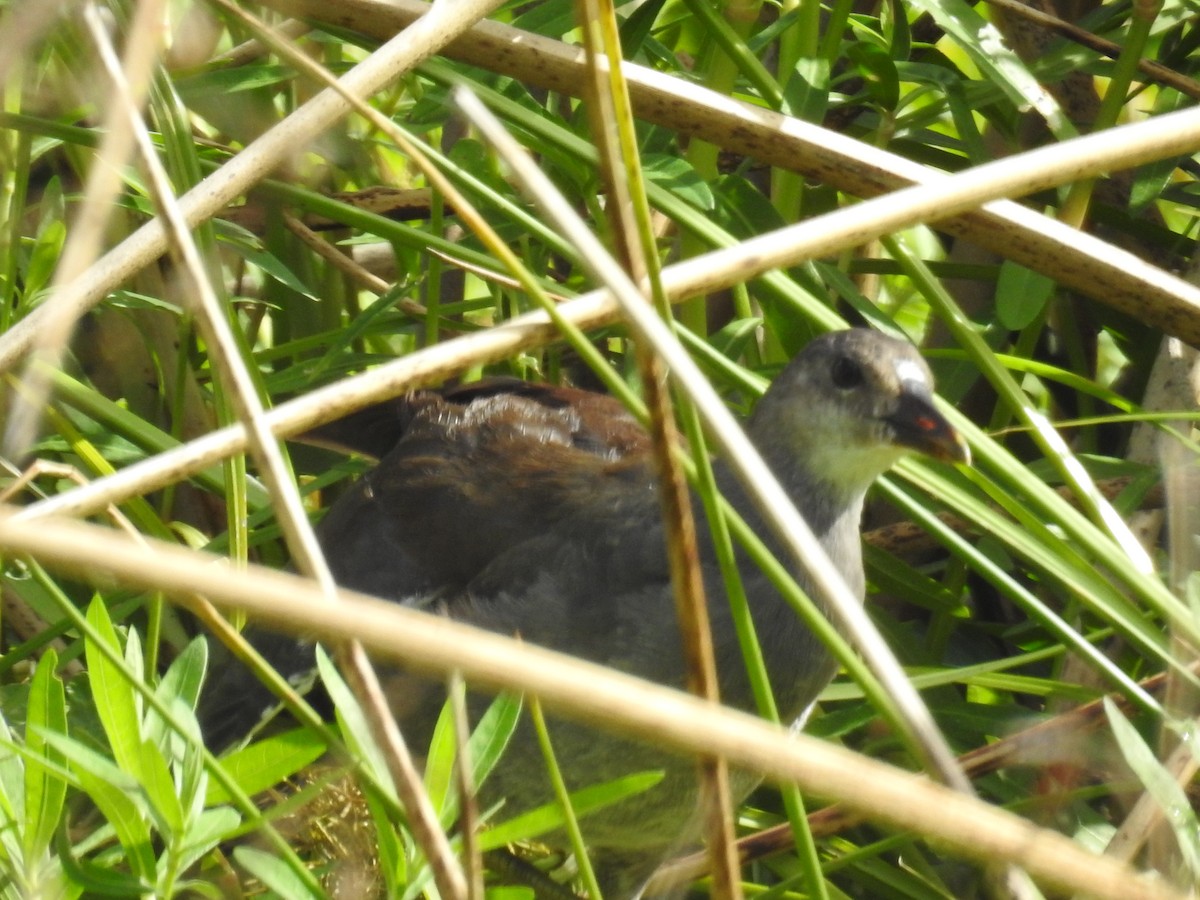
left=0, top=0, right=1198, bottom=897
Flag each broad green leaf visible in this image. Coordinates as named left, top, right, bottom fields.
left=619, top=0, right=669, bottom=54
left=885, top=0, right=911, bottom=60
left=174, top=806, right=241, bottom=875
left=216, top=226, right=320, bottom=302
left=150, top=638, right=209, bottom=812
left=0, top=712, right=26, bottom=864
left=55, top=823, right=147, bottom=897
left=23, top=650, right=67, bottom=863
left=710, top=174, right=788, bottom=239
left=317, top=648, right=395, bottom=798
left=44, top=733, right=155, bottom=882
left=22, top=219, right=65, bottom=300
left=996, top=262, right=1055, bottom=331
left=484, top=889, right=535, bottom=900
left=176, top=64, right=295, bottom=98
left=422, top=696, right=458, bottom=817
left=477, top=771, right=665, bottom=850
left=846, top=41, right=899, bottom=110
left=467, top=692, right=521, bottom=791
left=706, top=316, right=765, bottom=364
left=643, top=154, right=713, bottom=211
left=425, top=689, right=521, bottom=822
left=154, top=637, right=208, bottom=720
left=903, top=0, right=1073, bottom=137
left=782, top=57, right=829, bottom=125
left=234, top=846, right=326, bottom=900
left=85, top=598, right=146, bottom=782
left=135, top=736, right=184, bottom=838
left=204, top=728, right=327, bottom=807
left=39, top=731, right=138, bottom=799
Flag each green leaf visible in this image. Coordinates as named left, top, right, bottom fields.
left=23, top=650, right=68, bottom=863
left=43, top=732, right=155, bottom=882
left=150, top=638, right=209, bottom=816
left=363, top=787, right=406, bottom=898
left=424, top=690, right=521, bottom=822
left=55, top=822, right=148, bottom=897
left=174, top=806, right=241, bottom=875
left=135, top=735, right=184, bottom=837
left=234, top=846, right=326, bottom=900
left=23, top=218, right=65, bottom=300
left=215, top=227, right=320, bottom=302
left=711, top=175, right=787, bottom=239
left=155, top=636, right=208, bottom=719
left=642, top=154, right=713, bottom=211
left=84, top=598, right=145, bottom=782
left=1130, top=88, right=1192, bottom=213
left=619, top=0, right=669, bottom=55
left=903, top=0, right=1074, bottom=136
left=782, top=57, right=830, bottom=123
left=422, top=697, right=458, bottom=818
left=204, top=727, right=327, bottom=806
left=846, top=42, right=899, bottom=110
left=483, top=889, right=535, bottom=900
left=176, top=64, right=295, bottom=97
left=885, top=0, right=912, bottom=61
left=706, top=316, right=763, bottom=363
left=370, top=831, right=423, bottom=900
left=48, top=369, right=271, bottom=510
left=39, top=731, right=137, bottom=798
left=466, top=691, right=521, bottom=791
left=510, top=0, right=575, bottom=37
left=0, top=712, right=27, bottom=864
left=309, top=284, right=414, bottom=381
left=477, top=771, right=664, bottom=850
left=317, top=648, right=394, bottom=796
left=107, top=289, right=184, bottom=314
left=82, top=599, right=185, bottom=838
left=995, top=262, right=1055, bottom=331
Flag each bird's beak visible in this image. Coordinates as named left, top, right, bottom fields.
left=886, top=388, right=971, bottom=465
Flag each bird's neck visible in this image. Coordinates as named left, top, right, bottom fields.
left=716, top=435, right=871, bottom=554
left=709, top=445, right=870, bottom=723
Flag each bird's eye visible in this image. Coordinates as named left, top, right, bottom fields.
left=830, top=355, right=864, bottom=389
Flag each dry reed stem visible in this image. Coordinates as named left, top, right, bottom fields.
left=0, top=511, right=1185, bottom=900
left=0, top=0, right=510, bottom=372
left=19, top=101, right=1200, bottom=538
left=260, top=0, right=1200, bottom=343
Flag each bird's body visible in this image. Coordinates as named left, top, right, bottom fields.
left=201, top=329, right=966, bottom=896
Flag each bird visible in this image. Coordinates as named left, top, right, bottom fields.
left=200, top=328, right=968, bottom=896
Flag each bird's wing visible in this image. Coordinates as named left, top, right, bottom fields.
left=444, top=488, right=678, bottom=666
left=201, top=383, right=656, bottom=747
left=297, top=379, right=648, bottom=461
left=317, top=387, right=654, bottom=594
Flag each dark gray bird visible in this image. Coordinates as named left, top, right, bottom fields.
left=201, top=328, right=967, bottom=896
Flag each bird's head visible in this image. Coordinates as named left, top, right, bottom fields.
left=751, top=329, right=969, bottom=501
